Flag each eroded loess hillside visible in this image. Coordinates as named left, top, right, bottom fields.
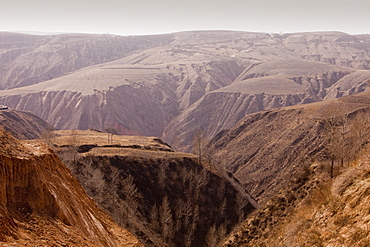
left=223, top=156, right=370, bottom=246
left=0, top=32, right=172, bottom=89
left=0, top=129, right=142, bottom=246
left=1, top=31, right=370, bottom=151
left=51, top=130, right=258, bottom=247
left=209, top=91, right=370, bottom=203
left=208, top=91, right=370, bottom=246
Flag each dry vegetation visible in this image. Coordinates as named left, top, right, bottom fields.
left=224, top=159, right=370, bottom=247
left=223, top=100, right=370, bottom=246
left=48, top=129, right=172, bottom=151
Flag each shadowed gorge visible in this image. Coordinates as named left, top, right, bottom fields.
left=52, top=130, right=257, bottom=247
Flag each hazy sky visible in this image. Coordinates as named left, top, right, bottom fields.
left=1, top=0, right=369, bottom=35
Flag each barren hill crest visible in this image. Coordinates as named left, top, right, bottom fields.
left=1, top=31, right=370, bottom=150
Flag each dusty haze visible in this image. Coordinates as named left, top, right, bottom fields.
left=1, top=0, right=369, bottom=35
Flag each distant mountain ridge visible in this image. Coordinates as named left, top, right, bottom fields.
left=0, top=31, right=370, bottom=150
left=0, top=32, right=173, bottom=89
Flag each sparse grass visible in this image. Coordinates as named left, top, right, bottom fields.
left=223, top=159, right=370, bottom=247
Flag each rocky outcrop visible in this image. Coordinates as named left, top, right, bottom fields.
left=0, top=129, right=142, bottom=246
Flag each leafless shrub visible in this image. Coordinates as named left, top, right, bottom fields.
left=309, top=181, right=332, bottom=207
left=302, top=227, right=324, bottom=247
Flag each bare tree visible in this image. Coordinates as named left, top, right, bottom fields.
left=183, top=199, right=194, bottom=231
left=321, top=103, right=350, bottom=177
left=57, top=130, right=80, bottom=165
left=180, top=167, right=191, bottom=186
left=41, top=126, right=55, bottom=148
left=160, top=196, right=174, bottom=246
left=219, top=198, right=227, bottom=219
left=348, top=110, right=370, bottom=161
left=204, top=147, right=216, bottom=171
left=173, top=199, right=183, bottom=233
left=192, top=129, right=209, bottom=166
left=68, top=129, right=80, bottom=147
left=171, top=135, right=181, bottom=151
left=104, top=127, right=118, bottom=144
left=217, top=180, right=225, bottom=200
left=184, top=204, right=199, bottom=247
left=217, top=224, right=227, bottom=244
left=193, top=169, right=210, bottom=199
left=150, top=204, right=160, bottom=232
left=205, top=224, right=219, bottom=247
left=122, top=174, right=139, bottom=227
left=236, top=192, right=249, bottom=222
left=158, top=161, right=169, bottom=191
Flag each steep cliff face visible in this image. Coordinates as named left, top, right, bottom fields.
left=0, top=129, right=142, bottom=246
left=53, top=130, right=257, bottom=247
